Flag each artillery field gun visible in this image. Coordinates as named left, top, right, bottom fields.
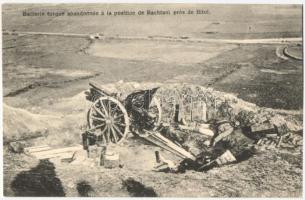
left=83, top=81, right=196, bottom=160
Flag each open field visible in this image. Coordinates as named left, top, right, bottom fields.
left=3, top=4, right=303, bottom=110
left=3, top=34, right=303, bottom=110
left=2, top=4, right=303, bottom=198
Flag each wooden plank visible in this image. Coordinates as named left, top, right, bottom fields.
left=212, top=127, right=234, bottom=146
left=24, top=146, right=52, bottom=154
left=250, top=122, right=276, bottom=134
left=25, top=145, right=49, bottom=150
left=144, top=131, right=196, bottom=160
left=35, top=152, right=75, bottom=160
left=31, top=145, right=83, bottom=158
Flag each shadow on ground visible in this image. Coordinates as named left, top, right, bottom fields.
left=11, top=159, right=65, bottom=196
left=122, top=177, right=158, bottom=197
left=77, top=180, right=95, bottom=197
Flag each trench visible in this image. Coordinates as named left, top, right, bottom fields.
left=207, top=63, right=245, bottom=86
left=4, top=73, right=101, bottom=97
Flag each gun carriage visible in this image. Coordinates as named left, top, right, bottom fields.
left=83, top=81, right=195, bottom=160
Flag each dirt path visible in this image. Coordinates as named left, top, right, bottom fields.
left=4, top=30, right=302, bottom=44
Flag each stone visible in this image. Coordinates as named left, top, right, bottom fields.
left=88, top=145, right=98, bottom=159
left=8, top=141, right=25, bottom=153
left=104, top=150, right=120, bottom=169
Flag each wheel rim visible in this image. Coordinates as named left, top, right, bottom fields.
left=87, top=96, right=129, bottom=145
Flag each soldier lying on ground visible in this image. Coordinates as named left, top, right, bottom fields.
left=157, top=120, right=258, bottom=173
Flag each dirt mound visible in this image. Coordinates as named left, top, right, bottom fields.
left=97, top=81, right=302, bottom=131
left=3, top=103, right=61, bottom=143
left=3, top=103, right=85, bottom=145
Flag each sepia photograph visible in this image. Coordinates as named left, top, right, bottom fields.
left=1, top=2, right=303, bottom=197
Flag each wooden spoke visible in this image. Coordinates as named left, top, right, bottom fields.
left=100, top=125, right=108, bottom=135
left=114, top=113, right=124, bottom=120
left=106, top=125, right=111, bottom=143
left=88, top=124, right=104, bottom=132
left=110, top=126, right=118, bottom=143
left=113, top=124, right=123, bottom=136
left=93, top=104, right=106, bottom=118
left=115, top=122, right=126, bottom=127
left=90, top=116, right=106, bottom=121
left=99, top=100, right=108, bottom=117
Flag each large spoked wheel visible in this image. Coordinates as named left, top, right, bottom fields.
left=87, top=96, right=129, bottom=145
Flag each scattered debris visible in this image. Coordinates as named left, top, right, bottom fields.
left=275, top=123, right=288, bottom=134
left=215, top=150, right=237, bottom=165
left=81, top=82, right=302, bottom=174
left=178, top=122, right=214, bottom=137
left=198, top=150, right=236, bottom=171
left=14, top=83, right=298, bottom=175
